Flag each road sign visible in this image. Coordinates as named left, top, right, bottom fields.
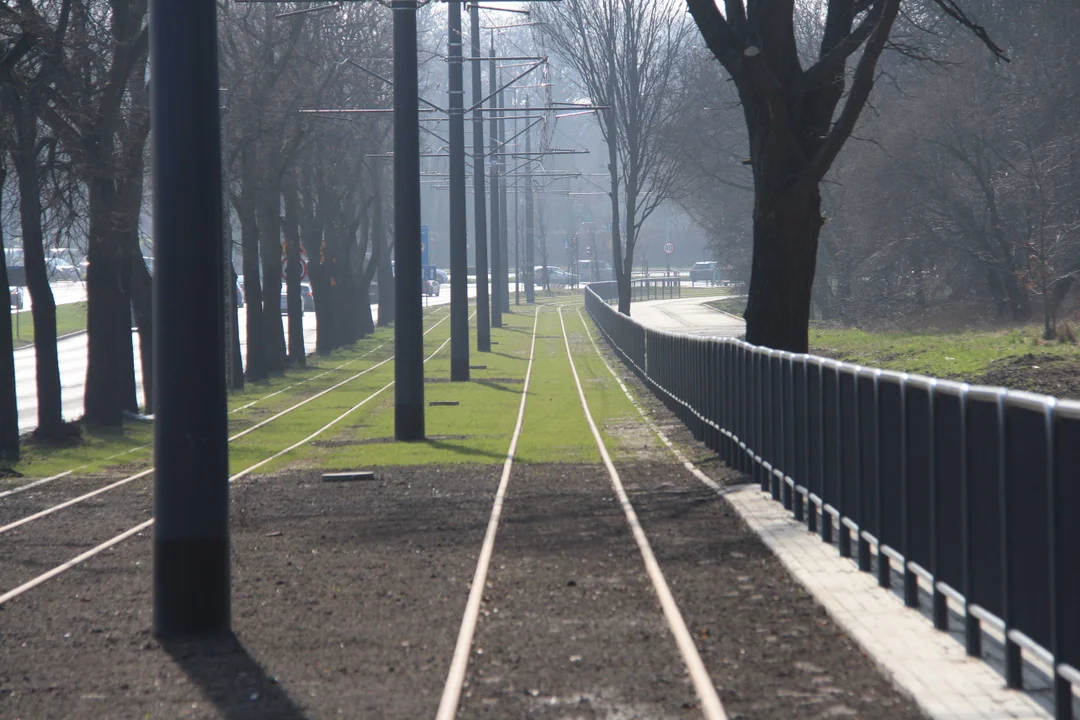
left=282, top=256, right=308, bottom=281
left=663, top=242, right=674, bottom=255
left=421, top=225, right=430, bottom=266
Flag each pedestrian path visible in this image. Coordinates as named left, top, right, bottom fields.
left=630, top=295, right=745, bottom=337
left=727, top=485, right=1055, bottom=720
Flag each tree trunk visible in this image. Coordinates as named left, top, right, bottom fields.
left=0, top=165, right=18, bottom=460
left=84, top=178, right=138, bottom=426
left=258, top=176, right=286, bottom=374
left=119, top=164, right=152, bottom=412
left=238, top=146, right=266, bottom=381
left=282, top=183, right=305, bottom=365
left=12, top=98, right=64, bottom=436
left=743, top=181, right=823, bottom=352
left=605, top=107, right=628, bottom=315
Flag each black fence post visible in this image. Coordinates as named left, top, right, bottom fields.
left=1052, top=400, right=1080, bottom=720
left=933, top=381, right=968, bottom=633
left=782, top=352, right=795, bottom=511
left=792, top=354, right=808, bottom=523
left=858, top=368, right=880, bottom=574
left=838, top=364, right=859, bottom=560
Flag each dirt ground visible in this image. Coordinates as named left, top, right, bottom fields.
left=0, top=455, right=925, bottom=719
left=973, top=352, right=1080, bottom=400
left=0, top=319, right=929, bottom=719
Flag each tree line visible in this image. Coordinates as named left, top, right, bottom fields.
left=0, top=1, right=415, bottom=460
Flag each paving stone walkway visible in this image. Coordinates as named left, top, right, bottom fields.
left=727, top=484, right=1054, bottom=720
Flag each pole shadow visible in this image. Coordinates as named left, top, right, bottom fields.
left=163, top=632, right=308, bottom=720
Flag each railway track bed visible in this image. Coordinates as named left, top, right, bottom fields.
left=0, top=303, right=926, bottom=719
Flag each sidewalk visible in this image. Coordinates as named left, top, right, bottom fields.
left=630, top=295, right=745, bottom=337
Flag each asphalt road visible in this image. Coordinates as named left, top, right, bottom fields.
left=12, top=281, right=469, bottom=434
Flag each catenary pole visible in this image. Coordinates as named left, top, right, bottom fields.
left=150, top=0, right=230, bottom=637
left=499, top=84, right=510, bottom=313
left=470, top=3, right=490, bottom=350
left=524, top=96, right=535, bottom=303
left=394, top=0, right=425, bottom=439
left=487, top=34, right=502, bottom=328
left=448, top=0, right=470, bottom=380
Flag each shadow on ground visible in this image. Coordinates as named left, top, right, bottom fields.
left=164, top=633, right=308, bottom=720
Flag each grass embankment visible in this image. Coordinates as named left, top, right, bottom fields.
left=704, top=295, right=746, bottom=316
left=4, top=319, right=413, bottom=481
left=703, top=294, right=1080, bottom=394
left=5, top=297, right=662, bottom=482
left=11, top=302, right=88, bottom=349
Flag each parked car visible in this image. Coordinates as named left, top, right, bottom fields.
left=9, top=286, right=22, bottom=310
left=280, top=281, right=315, bottom=313
left=435, top=268, right=448, bottom=284
left=535, top=265, right=572, bottom=288
left=575, top=259, right=614, bottom=282
left=423, top=278, right=441, bottom=297
left=689, top=261, right=718, bottom=285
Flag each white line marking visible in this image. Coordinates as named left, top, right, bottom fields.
left=436, top=307, right=541, bottom=720
left=0, top=331, right=459, bottom=606
left=0, top=311, right=454, bottom=533
left=558, top=307, right=728, bottom=720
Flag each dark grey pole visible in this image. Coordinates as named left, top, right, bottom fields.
left=470, top=4, right=490, bottom=350
left=487, top=36, right=502, bottom=328
left=151, top=0, right=230, bottom=638
left=514, top=151, right=520, bottom=306
left=524, top=97, right=535, bottom=304
left=448, top=1, right=469, bottom=380
left=394, top=0, right=425, bottom=440
left=498, top=85, right=510, bottom=313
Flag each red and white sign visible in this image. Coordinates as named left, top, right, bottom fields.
left=663, top=242, right=675, bottom=255
left=282, top=256, right=308, bottom=281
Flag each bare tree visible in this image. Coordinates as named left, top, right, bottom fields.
left=536, top=0, right=692, bottom=314
left=684, top=0, right=1005, bottom=351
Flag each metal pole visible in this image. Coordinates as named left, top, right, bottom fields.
left=487, top=34, right=502, bottom=328
left=498, top=85, right=510, bottom=313
left=514, top=156, right=520, bottom=306
left=448, top=0, right=469, bottom=381
left=220, top=88, right=233, bottom=393
left=394, top=0, right=425, bottom=440
left=524, top=97, right=535, bottom=304
left=151, top=0, right=230, bottom=638
left=470, top=4, right=490, bottom=351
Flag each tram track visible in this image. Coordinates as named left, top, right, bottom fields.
left=0, top=313, right=463, bottom=605
left=0, top=308, right=451, bottom=534
left=0, top=307, right=450, bottom=502
left=435, top=303, right=727, bottom=720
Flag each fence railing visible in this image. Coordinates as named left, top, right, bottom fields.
left=585, top=281, right=1079, bottom=720
left=630, top=277, right=682, bottom=302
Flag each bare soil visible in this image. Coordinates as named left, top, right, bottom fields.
left=0, top=321, right=926, bottom=719
left=0, top=458, right=924, bottom=719
left=973, top=352, right=1080, bottom=400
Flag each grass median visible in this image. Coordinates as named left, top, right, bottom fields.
left=5, top=296, right=665, bottom=482
left=11, top=302, right=88, bottom=349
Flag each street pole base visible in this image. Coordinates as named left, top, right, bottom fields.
left=153, top=537, right=231, bottom=639
left=451, top=358, right=471, bottom=382
left=395, top=403, right=426, bottom=441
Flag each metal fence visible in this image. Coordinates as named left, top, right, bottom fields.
left=585, top=281, right=1079, bottom=720
left=630, top=277, right=682, bottom=302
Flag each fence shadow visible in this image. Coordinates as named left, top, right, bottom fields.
left=163, top=632, right=308, bottom=720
